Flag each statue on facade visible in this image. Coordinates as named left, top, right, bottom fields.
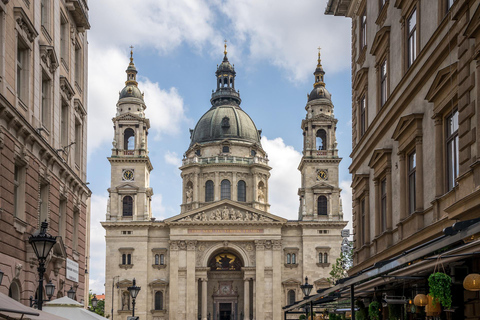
left=186, top=185, right=193, bottom=203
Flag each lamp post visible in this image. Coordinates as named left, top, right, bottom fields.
left=28, top=221, right=57, bottom=310
left=67, top=286, right=76, bottom=300
left=30, top=281, right=55, bottom=308
left=127, top=278, right=141, bottom=318
left=91, top=294, right=98, bottom=312
left=300, top=277, right=313, bottom=319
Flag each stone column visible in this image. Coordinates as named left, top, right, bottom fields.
left=364, top=191, right=370, bottom=244
left=214, top=172, right=219, bottom=201
left=232, top=173, right=237, bottom=201
left=252, top=279, right=256, bottom=320
left=415, top=137, right=424, bottom=212
left=398, top=153, right=406, bottom=221
left=202, top=278, right=208, bottom=320
left=255, top=241, right=265, bottom=320
left=386, top=168, right=392, bottom=231
left=243, top=278, right=249, bottom=320
left=169, top=241, right=179, bottom=320
left=272, top=240, right=282, bottom=320
left=186, top=241, right=197, bottom=319
left=194, top=173, right=199, bottom=203
left=434, top=117, right=444, bottom=198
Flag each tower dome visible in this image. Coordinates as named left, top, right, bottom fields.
left=189, top=42, right=261, bottom=146
left=307, top=49, right=332, bottom=103
left=119, top=48, right=144, bottom=102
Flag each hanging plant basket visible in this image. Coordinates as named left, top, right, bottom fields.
left=368, top=301, right=381, bottom=320
left=428, top=272, right=452, bottom=309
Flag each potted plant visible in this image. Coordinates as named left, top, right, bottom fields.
left=355, top=300, right=367, bottom=320
left=428, top=272, right=452, bottom=309
left=368, top=301, right=381, bottom=320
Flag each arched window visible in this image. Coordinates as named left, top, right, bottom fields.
left=160, top=254, right=165, bottom=265
left=316, top=129, right=327, bottom=150
left=287, top=254, right=291, bottom=264
left=319, top=252, right=323, bottom=263
left=155, top=254, right=159, bottom=265
left=237, top=180, right=246, bottom=202
left=324, top=253, right=328, bottom=263
left=288, top=290, right=296, bottom=305
left=317, top=196, right=327, bottom=215
left=8, top=281, right=21, bottom=301
left=205, top=180, right=214, bottom=202
left=127, top=254, right=132, bottom=265
left=221, top=180, right=231, bottom=200
left=124, top=128, right=135, bottom=150
left=224, top=77, right=228, bottom=87
left=292, top=253, right=296, bottom=264
left=155, top=291, right=163, bottom=310
left=122, top=254, right=126, bottom=265
left=123, top=196, right=133, bottom=216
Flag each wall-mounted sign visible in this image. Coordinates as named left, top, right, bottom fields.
left=66, top=258, right=79, bottom=283
left=341, top=229, right=350, bottom=238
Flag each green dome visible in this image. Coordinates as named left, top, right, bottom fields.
left=119, top=85, right=143, bottom=100
left=190, top=105, right=261, bottom=146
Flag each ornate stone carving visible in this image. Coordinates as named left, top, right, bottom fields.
left=178, top=241, right=187, bottom=250
left=169, top=241, right=179, bottom=250
left=14, top=7, right=38, bottom=42
left=40, top=45, right=59, bottom=74
left=272, top=240, right=282, bottom=250
left=177, top=206, right=273, bottom=222
left=187, top=241, right=197, bottom=251
left=264, top=240, right=272, bottom=250
left=60, top=76, right=75, bottom=100
left=186, top=184, right=193, bottom=203
left=255, top=240, right=265, bottom=250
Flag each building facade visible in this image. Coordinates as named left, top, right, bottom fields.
left=326, top=0, right=480, bottom=318
left=102, top=49, right=347, bottom=320
left=0, top=0, right=90, bottom=307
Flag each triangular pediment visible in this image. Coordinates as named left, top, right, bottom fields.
left=314, top=278, right=330, bottom=286
left=370, top=26, right=390, bottom=56
left=114, top=113, right=144, bottom=122
left=425, top=63, right=457, bottom=103
left=117, top=279, right=133, bottom=288
left=282, top=278, right=301, bottom=286
left=115, top=183, right=139, bottom=192
left=465, top=4, right=480, bottom=38
left=149, top=279, right=169, bottom=287
left=352, top=174, right=369, bottom=189
left=311, top=182, right=335, bottom=190
left=166, top=199, right=287, bottom=224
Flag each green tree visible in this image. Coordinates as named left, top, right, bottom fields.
left=89, top=291, right=106, bottom=317
left=328, top=241, right=353, bottom=285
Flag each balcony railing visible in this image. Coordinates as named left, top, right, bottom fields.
left=182, top=155, right=268, bottom=166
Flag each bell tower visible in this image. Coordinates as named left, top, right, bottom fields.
left=106, top=49, right=153, bottom=221
left=298, top=49, right=343, bottom=221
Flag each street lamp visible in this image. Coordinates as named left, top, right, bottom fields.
left=67, top=286, right=76, bottom=300
left=127, top=278, right=141, bottom=318
left=300, top=277, right=314, bottom=319
left=30, top=281, right=55, bottom=308
left=91, top=294, right=98, bottom=311
left=28, top=221, right=57, bottom=310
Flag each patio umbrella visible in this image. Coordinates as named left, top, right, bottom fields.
left=44, top=297, right=109, bottom=320
left=0, top=291, right=67, bottom=320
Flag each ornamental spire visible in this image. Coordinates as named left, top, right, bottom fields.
left=224, top=39, right=228, bottom=57
left=313, top=47, right=325, bottom=88
left=125, top=45, right=138, bottom=86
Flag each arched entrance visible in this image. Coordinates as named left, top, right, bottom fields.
left=203, top=250, right=249, bottom=320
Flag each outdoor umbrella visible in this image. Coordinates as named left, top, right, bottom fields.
left=0, top=291, right=67, bottom=320
left=44, top=296, right=109, bottom=320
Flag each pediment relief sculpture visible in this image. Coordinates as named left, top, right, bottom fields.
left=177, top=206, right=274, bottom=223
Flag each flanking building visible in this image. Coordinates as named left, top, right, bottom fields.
left=0, top=0, right=90, bottom=308
left=102, top=48, right=347, bottom=320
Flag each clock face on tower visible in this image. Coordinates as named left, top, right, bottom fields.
left=122, top=169, right=134, bottom=181
left=316, top=169, right=328, bottom=181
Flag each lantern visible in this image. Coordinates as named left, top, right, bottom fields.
left=413, top=294, right=427, bottom=307
left=463, top=273, right=480, bottom=291
left=425, top=295, right=441, bottom=317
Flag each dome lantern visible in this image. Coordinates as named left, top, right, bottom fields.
left=308, top=47, right=332, bottom=103
left=211, top=40, right=241, bottom=107
left=119, top=46, right=144, bottom=101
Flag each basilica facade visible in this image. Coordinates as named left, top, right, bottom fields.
left=102, top=48, right=347, bottom=320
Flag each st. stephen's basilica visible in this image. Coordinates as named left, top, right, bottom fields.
left=102, top=45, right=347, bottom=320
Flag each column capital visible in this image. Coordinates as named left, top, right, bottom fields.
left=255, top=240, right=265, bottom=250
left=169, top=240, right=179, bottom=251
left=272, top=239, right=282, bottom=250
left=187, top=240, right=197, bottom=251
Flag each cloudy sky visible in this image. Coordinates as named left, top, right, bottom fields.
left=87, top=0, right=352, bottom=295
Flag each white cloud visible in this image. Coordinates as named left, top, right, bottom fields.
left=164, top=151, right=182, bottom=167
left=88, top=194, right=108, bottom=295
left=88, top=0, right=219, bottom=54
left=217, top=0, right=351, bottom=81
left=261, top=136, right=302, bottom=219
left=87, top=46, right=188, bottom=155
left=340, top=180, right=353, bottom=233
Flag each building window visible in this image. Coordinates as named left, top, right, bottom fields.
left=316, top=129, right=327, bottom=150
left=288, top=290, right=296, bottom=305
left=75, top=121, right=82, bottom=165
left=41, top=73, right=51, bottom=129
left=317, top=196, right=327, bottom=215
left=446, top=0, right=455, bottom=13
left=155, top=291, right=164, bottom=310
left=379, top=0, right=387, bottom=8
left=41, top=0, right=50, bottom=32
left=360, top=96, right=366, bottom=136
left=222, top=146, right=229, bottom=153
left=407, top=8, right=417, bottom=68
left=60, top=16, right=68, bottom=66
left=8, top=281, right=21, bottom=302
left=291, top=253, right=296, bottom=264
left=155, top=254, right=159, bottom=265
left=75, top=43, right=82, bottom=86
left=324, top=253, right=328, bottom=263
left=123, top=196, right=133, bottom=216
left=39, top=182, right=49, bottom=224
left=13, top=165, right=26, bottom=219
left=408, top=151, right=416, bottom=214
left=251, top=150, right=256, bottom=157
left=160, top=254, right=165, bottom=265
left=319, top=252, right=323, bottom=263
left=61, top=102, right=69, bottom=146
left=205, top=180, right=214, bottom=202
left=16, top=39, right=29, bottom=103
left=286, top=253, right=291, bottom=264
left=124, top=128, right=135, bottom=150
left=59, top=198, right=66, bottom=239
left=73, top=208, right=79, bottom=250
left=220, top=179, right=231, bottom=200
left=381, top=178, right=387, bottom=232
left=360, top=197, right=366, bottom=246
left=286, top=253, right=297, bottom=264
left=360, top=9, right=367, bottom=50
left=446, top=110, right=459, bottom=191
left=122, top=253, right=132, bottom=265
left=237, top=180, right=246, bottom=202
left=380, top=59, right=388, bottom=107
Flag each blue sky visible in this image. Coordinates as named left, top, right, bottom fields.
left=86, top=0, right=352, bottom=295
